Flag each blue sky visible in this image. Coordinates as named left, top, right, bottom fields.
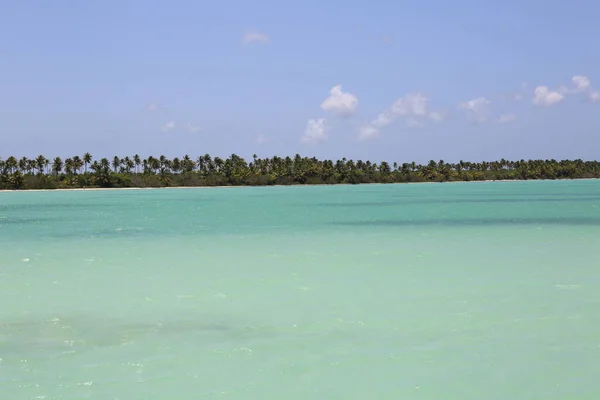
left=1, top=0, right=599, bottom=164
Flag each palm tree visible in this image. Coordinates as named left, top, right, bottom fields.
left=35, top=155, right=48, bottom=175
left=4, top=156, right=18, bottom=174
left=83, top=153, right=92, bottom=173
left=112, top=156, right=121, bottom=173
left=18, top=157, right=29, bottom=174
left=72, top=156, right=83, bottom=174
left=52, top=157, right=63, bottom=176
left=64, top=158, right=74, bottom=175
left=133, top=154, right=141, bottom=173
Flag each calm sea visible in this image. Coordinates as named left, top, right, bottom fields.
left=1, top=180, right=600, bottom=399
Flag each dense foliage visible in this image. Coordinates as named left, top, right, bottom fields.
left=0, top=153, right=599, bottom=190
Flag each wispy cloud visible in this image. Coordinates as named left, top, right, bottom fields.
left=187, top=123, right=201, bottom=133
left=515, top=82, right=530, bottom=101
left=358, top=125, right=379, bottom=141
left=497, top=114, right=516, bottom=123
left=428, top=111, right=447, bottom=122
left=458, top=97, right=491, bottom=123
left=162, top=121, right=176, bottom=132
left=358, top=92, right=441, bottom=141
left=242, top=31, right=270, bottom=44
left=147, top=102, right=159, bottom=112
left=321, top=85, right=358, bottom=117
left=302, top=119, right=327, bottom=143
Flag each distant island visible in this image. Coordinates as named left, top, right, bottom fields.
left=0, top=153, right=599, bottom=190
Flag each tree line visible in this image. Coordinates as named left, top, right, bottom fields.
left=0, top=153, right=598, bottom=190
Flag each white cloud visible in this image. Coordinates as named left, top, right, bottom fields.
left=428, top=111, right=447, bottom=122
left=569, top=75, right=600, bottom=104
left=371, top=111, right=393, bottom=128
left=567, top=75, right=600, bottom=103
left=388, top=92, right=429, bottom=118
left=242, top=31, right=269, bottom=44
left=162, top=121, right=176, bottom=132
left=358, top=124, right=379, bottom=141
left=320, top=85, right=358, bottom=116
left=532, top=86, right=564, bottom=106
left=497, top=114, right=516, bottom=123
left=374, top=92, right=429, bottom=127
left=458, top=97, right=490, bottom=123
left=187, top=123, right=201, bottom=133
left=557, top=85, right=569, bottom=95
left=302, top=118, right=328, bottom=143
left=530, top=75, right=597, bottom=105
left=572, top=75, right=591, bottom=92
left=357, top=92, right=441, bottom=140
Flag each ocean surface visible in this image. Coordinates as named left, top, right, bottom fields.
left=1, top=180, right=600, bottom=399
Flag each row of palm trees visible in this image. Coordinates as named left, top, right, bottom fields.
left=1, top=153, right=599, bottom=189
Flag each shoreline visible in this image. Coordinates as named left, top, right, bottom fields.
left=1, top=178, right=598, bottom=193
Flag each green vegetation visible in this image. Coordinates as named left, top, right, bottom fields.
left=0, top=153, right=599, bottom=190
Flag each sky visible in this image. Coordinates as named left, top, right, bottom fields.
left=1, top=0, right=599, bottom=164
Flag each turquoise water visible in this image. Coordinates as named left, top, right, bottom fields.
left=1, top=180, right=600, bottom=399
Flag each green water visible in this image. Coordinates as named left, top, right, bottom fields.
left=1, top=180, right=600, bottom=399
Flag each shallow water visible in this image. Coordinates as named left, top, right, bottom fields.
left=1, top=180, right=600, bottom=399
